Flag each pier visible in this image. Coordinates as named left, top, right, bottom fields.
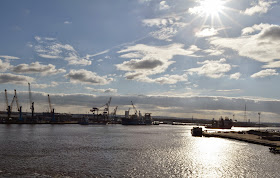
left=203, top=131, right=280, bottom=147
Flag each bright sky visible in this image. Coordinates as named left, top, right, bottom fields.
left=1, top=0, right=280, bottom=122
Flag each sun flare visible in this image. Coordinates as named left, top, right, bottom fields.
left=200, top=0, right=225, bottom=16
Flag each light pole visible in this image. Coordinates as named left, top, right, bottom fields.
left=258, top=112, right=261, bottom=139
left=258, top=112, right=261, bottom=131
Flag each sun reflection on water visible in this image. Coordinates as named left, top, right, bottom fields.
left=188, top=136, right=234, bottom=177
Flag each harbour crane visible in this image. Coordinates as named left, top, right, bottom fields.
left=14, top=89, right=22, bottom=121
left=48, top=94, right=55, bottom=122
left=111, top=106, right=118, bottom=117
left=111, top=106, right=118, bottom=122
left=4, top=89, right=16, bottom=119
left=91, top=97, right=112, bottom=116
left=90, top=97, right=112, bottom=123
left=90, top=107, right=99, bottom=114
left=131, top=101, right=138, bottom=116
left=28, top=83, right=34, bottom=121
left=105, top=97, right=112, bottom=118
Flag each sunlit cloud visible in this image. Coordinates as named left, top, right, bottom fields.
left=187, top=58, right=231, bottom=78
left=32, top=81, right=58, bottom=89
left=64, top=21, right=72, bottom=24
left=262, top=61, right=280, bottom=68
left=251, top=69, right=278, bottom=78
left=216, top=89, right=241, bottom=92
left=85, top=87, right=118, bottom=93
left=0, top=59, right=11, bottom=72
left=34, top=36, right=92, bottom=66
left=142, top=15, right=187, bottom=41
left=230, top=72, right=241, bottom=80
left=11, top=62, right=66, bottom=76
left=203, top=47, right=225, bottom=56
left=0, top=55, right=20, bottom=60
left=117, top=43, right=200, bottom=83
left=209, top=24, right=280, bottom=63
left=159, top=1, right=170, bottom=10
left=0, top=73, right=34, bottom=84
left=65, top=69, right=113, bottom=85
left=241, top=0, right=276, bottom=16
left=195, top=27, right=219, bottom=37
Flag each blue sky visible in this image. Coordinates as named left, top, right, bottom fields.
left=1, top=0, right=280, bottom=122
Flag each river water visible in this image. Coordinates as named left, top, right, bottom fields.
left=0, top=124, right=279, bottom=177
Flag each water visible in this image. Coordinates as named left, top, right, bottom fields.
left=0, top=124, right=279, bottom=177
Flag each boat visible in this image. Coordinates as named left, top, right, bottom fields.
left=191, top=127, right=203, bottom=136
left=121, top=113, right=146, bottom=125
left=205, top=116, right=233, bottom=129
left=269, top=147, right=280, bottom=154
left=79, top=115, right=108, bottom=125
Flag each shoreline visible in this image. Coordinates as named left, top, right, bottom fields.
left=203, top=131, right=280, bottom=147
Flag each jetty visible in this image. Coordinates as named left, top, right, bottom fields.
left=203, top=130, right=280, bottom=147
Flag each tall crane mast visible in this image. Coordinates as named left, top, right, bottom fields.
left=106, top=97, right=112, bottom=116
left=112, top=106, right=118, bottom=117
left=4, top=89, right=8, bottom=111
left=48, top=94, right=55, bottom=122
left=48, top=94, right=52, bottom=113
left=28, top=83, right=34, bottom=119
left=10, top=96, right=16, bottom=113
left=4, top=89, right=16, bottom=119
left=14, top=89, right=23, bottom=121
left=131, top=101, right=138, bottom=115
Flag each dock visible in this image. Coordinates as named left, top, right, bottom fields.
left=203, top=131, right=280, bottom=147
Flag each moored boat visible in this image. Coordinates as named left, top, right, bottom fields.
left=191, top=127, right=203, bottom=136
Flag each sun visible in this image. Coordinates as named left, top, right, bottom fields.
left=200, top=0, right=225, bottom=17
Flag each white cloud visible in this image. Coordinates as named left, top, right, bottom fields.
left=11, top=62, right=66, bottom=76
left=251, top=69, right=278, bottom=78
left=150, top=27, right=178, bottom=41
left=34, top=36, right=91, bottom=66
left=0, top=73, right=34, bottom=84
left=195, top=28, right=218, bottom=37
left=203, top=47, right=225, bottom=56
left=85, top=50, right=110, bottom=59
left=64, top=21, right=72, bottom=24
left=65, top=69, right=113, bottom=85
left=241, top=0, right=276, bottom=16
left=159, top=1, right=170, bottom=10
left=230, top=72, right=241, bottom=80
left=65, top=53, right=92, bottom=66
left=85, top=87, right=117, bottom=93
left=152, top=74, right=188, bottom=84
left=187, top=58, right=231, bottom=78
left=0, top=59, right=11, bottom=72
left=0, top=55, right=20, bottom=60
left=32, top=82, right=58, bottom=89
left=262, top=61, right=280, bottom=68
left=138, top=0, right=151, bottom=4
left=117, top=43, right=200, bottom=83
left=209, top=24, right=280, bottom=63
left=142, top=16, right=187, bottom=41
left=241, top=23, right=271, bottom=35
left=216, top=89, right=241, bottom=92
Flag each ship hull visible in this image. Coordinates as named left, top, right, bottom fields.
left=121, top=118, right=146, bottom=125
